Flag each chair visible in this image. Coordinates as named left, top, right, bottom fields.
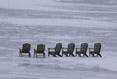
left=48, top=43, right=62, bottom=57
left=34, top=44, right=45, bottom=57
left=19, top=43, right=31, bottom=57
left=76, top=43, right=88, bottom=57
left=89, top=43, right=102, bottom=57
left=62, top=43, right=75, bottom=57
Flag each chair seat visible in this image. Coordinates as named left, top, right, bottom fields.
left=35, top=51, right=44, bottom=53
left=49, top=51, right=55, bottom=54
left=62, top=51, right=68, bottom=54
left=76, top=51, right=84, bottom=54
left=90, top=51, right=98, bottom=54
left=89, top=51, right=94, bottom=53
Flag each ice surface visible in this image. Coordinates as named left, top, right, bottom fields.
left=0, top=0, right=117, bottom=79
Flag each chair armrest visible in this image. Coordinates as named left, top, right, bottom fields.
left=89, top=48, right=94, bottom=51
left=19, top=48, right=22, bottom=53
left=62, top=48, right=67, bottom=49
left=62, top=48, right=67, bottom=52
left=48, top=48, right=55, bottom=49
left=48, top=48, right=55, bottom=52
left=34, top=49, right=36, bottom=53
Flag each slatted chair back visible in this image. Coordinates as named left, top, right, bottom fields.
left=94, top=43, right=101, bottom=53
left=80, top=43, right=88, bottom=53
left=55, top=43, right=62, bottom=54
left=37, top=44, right=45, bottom=53
left=22, top=43, right=31, bottom=53
left=68, top=43, right=75, bottom=53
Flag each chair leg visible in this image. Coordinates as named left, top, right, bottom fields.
left=29, top=53, right=31, bottom=57
left=34, top=53, right=35, bottom=57
left=57, top=54, right=62, bottom=57
left=62, top=53, right=63, bottom=57
left=70, top=53, right=75, bottom=57
left=20, top=53, right=23, bottom=57
left=36, top=53, right=37, bottom=58
left=98, top=53, right=102, bottom=57
left=84, top=53, right=88, bottom=57
left=92, top=53, right=95, bottom=57
left=48, top=53, right=50, bottom=57
left=53, top=53, right=57, bottom=57
left=66, top=53, right=69, bottom=57
left=21, top=53, right=23, bottom=57
left=75, top=53, right=77, bottom=56
left=43, top=53, right=45, bottom=57
left=78, top=53, right=81, bottom=57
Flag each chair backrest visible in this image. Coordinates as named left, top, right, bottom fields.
left=80, top=43, right=88, bottom=53
left=55, top=43, right=62, bottom=54
left=22, top=43, right=31, bottom=53
left=94, top=43, right=101, bottom=53
left=37, top=44, right=45, bottom=53
left=68, top=43, right=75, bottom=53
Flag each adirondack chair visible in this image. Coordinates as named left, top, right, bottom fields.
left=76, top=43, right=88, bottom=57
left=62, top=43, right=75, bottom=57
left=34, top=44, right=45, bottom=57
left=48, top=43, right=62, bottom=57
left=19, top=43, right=31, bottom=57
left=89, top=43, right=102, bottom=57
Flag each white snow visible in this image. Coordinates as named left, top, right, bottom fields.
left=0, top=0, right=117, bottom=79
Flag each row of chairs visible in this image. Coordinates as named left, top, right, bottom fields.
left=19, top=43, right=102, bottom=57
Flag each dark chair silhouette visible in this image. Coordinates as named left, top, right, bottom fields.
left=48, top=43, right=62, bottom=57
left=19, top=43, right=31, bottom=57
left=62, top=43, right=75, bottom=57
left=89, top=43, right=102, bottom=57
left=34, top=44, right=45, bottom=57
left=76, top=43, right=88, bottom=57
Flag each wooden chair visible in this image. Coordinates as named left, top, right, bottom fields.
left=34, top=44, right=45, bottom=57
left=76, top=43, right=88, bottom=57
left=48, top=43, right=62, bottom=57
left=62, top=43, right=75, bottom=57
left=19, top=43, right=31, bottom=57
left=89, top=43, right=102, bottom=57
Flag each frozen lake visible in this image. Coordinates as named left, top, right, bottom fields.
left=0, top=0, right=117, bottom=79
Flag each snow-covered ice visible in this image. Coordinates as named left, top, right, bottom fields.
left=0, top=0, right=117, bottom=79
